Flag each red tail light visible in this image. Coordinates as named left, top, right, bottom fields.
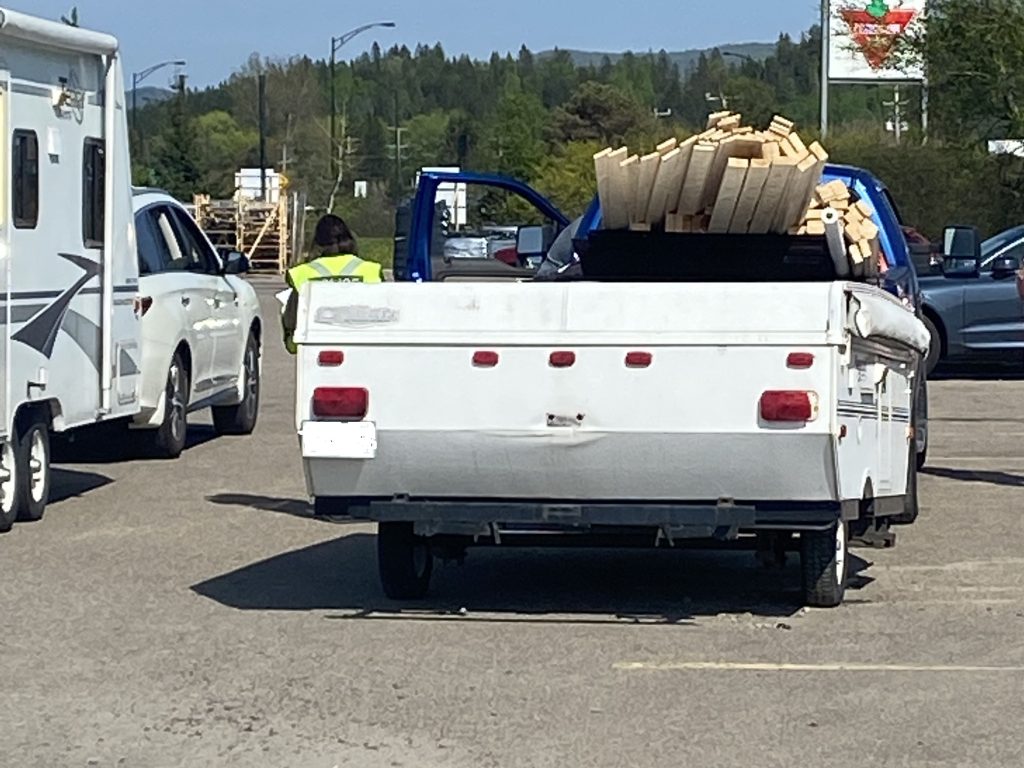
left=312, top=387, right=368, bottom=420
left=549, top=351, right=576, bottom=368
left=625, top=351, right=653, bottom=368
left=318, top=350, right=345, bottom=367
left=760, top=391, right=817, bottom=423
left=787, top=352, right=815, bottom=369
left=473, top=351, right=500, bottom=368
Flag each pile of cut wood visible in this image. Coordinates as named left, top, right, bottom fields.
left=592, top=111, right=886, bottom=277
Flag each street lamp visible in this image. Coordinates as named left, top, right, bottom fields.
left=330, top=22, right=396, bottom=178
left=131, top=59, right=186, bottom=137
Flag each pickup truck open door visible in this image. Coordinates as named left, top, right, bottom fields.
left=394, top=171, right=570, bottom=283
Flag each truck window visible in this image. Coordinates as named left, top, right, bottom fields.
left=12, top=130, right=39, bottom=229
left=83, top=138, right=105, bottom=248
left=431, top=185, right=559, bottom=279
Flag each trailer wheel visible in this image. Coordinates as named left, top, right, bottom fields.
left=0, top=437, right=19, bottom=533
left=893, top=439, right=920, bottom=526
left=212, top=331, right=260, bottom=436
left=801, top=520, right=848, bottom=608
left=153, top=352, right=189, bottom=459
left=14, top=419, right=50, bottom=522
left=378, top=522, right=434, bottom=600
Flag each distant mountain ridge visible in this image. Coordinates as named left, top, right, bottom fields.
left=539, top=42, right=775, bottom=73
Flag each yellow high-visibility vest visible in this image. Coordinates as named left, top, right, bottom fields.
left=282, top=254, right=383, bottom=353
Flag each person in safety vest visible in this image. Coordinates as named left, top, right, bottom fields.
left=280, top=214, right=383, bottom=354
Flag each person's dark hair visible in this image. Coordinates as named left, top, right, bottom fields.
left=313, top=214, right=359, bottom=257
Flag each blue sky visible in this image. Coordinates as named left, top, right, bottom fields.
left=21, top=1, right=820, bottom=87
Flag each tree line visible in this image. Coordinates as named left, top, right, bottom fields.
left=132, top=0, right=1024, bottom=242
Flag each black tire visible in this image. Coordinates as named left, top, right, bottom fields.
left=922, top=314, right=941, bottom=376
left=212, top=331, right=260, bottom=436
left=378, top=522, right=434, bottom=600
left=0, top=436, right=19, bottom=533
left=894, top=439, right=920, bottom=526
left=153, top=352, right=189, bottom=459
left=801, top=520, right=848, bottom=608
left=14, top=419, right=50, bottom=523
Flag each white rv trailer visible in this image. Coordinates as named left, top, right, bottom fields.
left=0, top=8, right=141, bottom=531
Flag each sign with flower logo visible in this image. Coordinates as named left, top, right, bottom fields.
left=828, top=1, right=926, bottom=82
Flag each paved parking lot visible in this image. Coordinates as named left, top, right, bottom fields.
left=2, top=283, right=1024, bottom=767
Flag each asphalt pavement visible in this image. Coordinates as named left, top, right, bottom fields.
left=2, top=281, right=1023, bottom=767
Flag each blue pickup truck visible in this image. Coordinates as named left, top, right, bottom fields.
left=392, top=163, right=931, bottom=475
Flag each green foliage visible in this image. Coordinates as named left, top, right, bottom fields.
left=549, top=82, right=655, bottom=145
left=532, top=140, right=606, bottom=216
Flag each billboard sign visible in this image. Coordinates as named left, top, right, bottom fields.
left=828, top=1, right=926, bottom=82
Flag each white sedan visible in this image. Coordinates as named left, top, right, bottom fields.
left=130, top=188, right=264, bottom=457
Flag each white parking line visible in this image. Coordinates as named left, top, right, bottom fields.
left=614, top=661, right=1024, bottom=673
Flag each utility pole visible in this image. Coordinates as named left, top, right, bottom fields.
left=387, top=92, right=409, bottom=200
left=258, top=72, right=268, bottom=200
left=820, top=0, right=831, bottom=140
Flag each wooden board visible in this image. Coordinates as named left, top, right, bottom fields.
left=728, top=158, right=771, bottom=233
left=708, top=158, right=750, bottom=233
left=748, top=156, right=797, bottom=234
left=599, top=147, right=629, bottom=229
left=668, top=136, right=698, bottom=213
left=631, top=152, right=662, bottom=228
left=676, top=144, right=717, bottom=216
left=620, top=154, right=641, bottom=225
left=656, top=137, right=678, bottom=154
left=646, top=148, right=684, bottom=224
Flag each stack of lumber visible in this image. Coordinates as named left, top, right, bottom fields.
left=592, top=111, right=886, bottom=277
left=793, top=179, right=886, bottom=277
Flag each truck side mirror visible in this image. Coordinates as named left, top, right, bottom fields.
left=941, top=225, right=981, bottom=278
left=516, top=225, right=547, bottom=257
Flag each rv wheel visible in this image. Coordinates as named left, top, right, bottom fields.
left=801, top=520, right=848, bottom=608
left=15, top=419, right=50, bottom=522
left=0, top=438, right=19, bottom=533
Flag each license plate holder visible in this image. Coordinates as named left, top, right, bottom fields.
left=301, top=420, right=377, bottom=460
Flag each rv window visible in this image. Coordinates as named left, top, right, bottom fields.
left=83, top=138, right=105, bottom=248
left=13, top=130, right=39, bottom=229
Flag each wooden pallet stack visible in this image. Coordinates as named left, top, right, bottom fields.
left=194, top=194, right=292, bottom=274
left=593, top=111, right=886, bottom=277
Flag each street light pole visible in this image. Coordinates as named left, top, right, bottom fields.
left=329, top=21, right=396, bottom=181
left=131, top=59, right=186, bottom=142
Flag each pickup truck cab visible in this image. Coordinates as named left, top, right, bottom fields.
left=296, top=165, right=931, bottom=608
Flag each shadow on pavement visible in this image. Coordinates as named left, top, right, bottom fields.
left=922, top=466, right=1024, bottom=488
left=190, top=534, right=875, bottom=624
left=207, top=493, right=313, bottom=519
left=49, top=468, right=113, bottom=504
left=52, top=424, right=220, bottom=465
